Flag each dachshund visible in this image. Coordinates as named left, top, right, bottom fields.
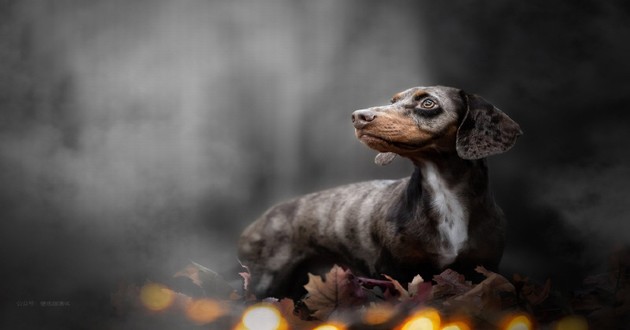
left=238, top=86, right=522, bottom=298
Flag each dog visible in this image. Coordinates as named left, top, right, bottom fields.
left=238, top=86, right=522, bottom=298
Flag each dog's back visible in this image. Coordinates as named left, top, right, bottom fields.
left=238, top=179, right=405, bottom=295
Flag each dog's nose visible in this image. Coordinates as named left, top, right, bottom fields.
left=352, top=109, right=376, bottom=129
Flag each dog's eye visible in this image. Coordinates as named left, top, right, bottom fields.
left=420, top=99, right=436, bottom=109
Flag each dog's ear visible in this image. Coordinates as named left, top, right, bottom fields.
left=456, top=92, right=523, bottom=160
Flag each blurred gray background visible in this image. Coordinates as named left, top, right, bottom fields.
left=1, top=0, right=629, bottom=327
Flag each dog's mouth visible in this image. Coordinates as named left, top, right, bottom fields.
left=358, top=133, right=426, bottom=151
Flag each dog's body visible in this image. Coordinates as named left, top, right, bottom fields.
left=238, top=86, right=522, bottom=298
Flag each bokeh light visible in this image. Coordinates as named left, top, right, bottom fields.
left=441, top=320, right=471, bottom=330
left=312, top=322, right=347, bottom=330
left=185, top=298, right=227, bottom=325
left=237, top=304, right=287, bottom=330
left=503, top=314, right=533, bottom=330
left=554, top=315, right=588, bottom=330
left=139, top=283, right=175, bottom=312
left=399, top=308, right=441, bottom=330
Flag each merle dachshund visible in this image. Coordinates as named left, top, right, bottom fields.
left=238, top=86, right=522, bottom=298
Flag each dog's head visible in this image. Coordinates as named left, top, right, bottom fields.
left=351, top=86, right=522, bottom=164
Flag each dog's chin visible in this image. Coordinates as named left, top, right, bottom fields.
left=357, top=133, right=425, bottom=153
left=358, top=134, right=392, bottom=152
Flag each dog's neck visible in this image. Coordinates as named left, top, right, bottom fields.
left=394, top=153, right=490, bottom=266
left=403, top=152, right=490, bottom=204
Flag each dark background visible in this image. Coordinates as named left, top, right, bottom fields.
left=1, top=0, right=629, bottom=328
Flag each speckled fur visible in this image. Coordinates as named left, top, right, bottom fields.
left=238, top=86, right=522, bottom=298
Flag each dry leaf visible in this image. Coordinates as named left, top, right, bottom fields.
left=302, top=265, right=367, bottom=320
left=380, top=274, right=431, bottom=304
left=274, top=298, right=320, bottom=328
left=408, top=275, right=432, bottom=303
left=432, top=269, right=473, bottom=299
left=475, top=266, right=516, bottom=294
left=174, top=263, right=205, bottom=287
left=407, top=275, right=424, bottom=297
left=174, top=261, right=235, bottom=298
left=382, top=274, right=410, bottom=301
left=449, top=266, right=516, bottom=313
left=356, top=276, right=400, bottom=301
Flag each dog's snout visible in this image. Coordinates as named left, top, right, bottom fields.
left=352, top=109, right=376, bottom=129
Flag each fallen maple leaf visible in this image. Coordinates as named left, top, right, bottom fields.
left=302, top=265, right=368, bottom=320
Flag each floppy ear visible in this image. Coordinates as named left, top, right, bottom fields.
left=456, top=92, right=523, bottom=160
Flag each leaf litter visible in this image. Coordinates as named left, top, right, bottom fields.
left=111, top=247, right=630, bottom=329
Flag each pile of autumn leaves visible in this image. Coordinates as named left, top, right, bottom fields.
left=112, top=249, right=629, bottom=329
